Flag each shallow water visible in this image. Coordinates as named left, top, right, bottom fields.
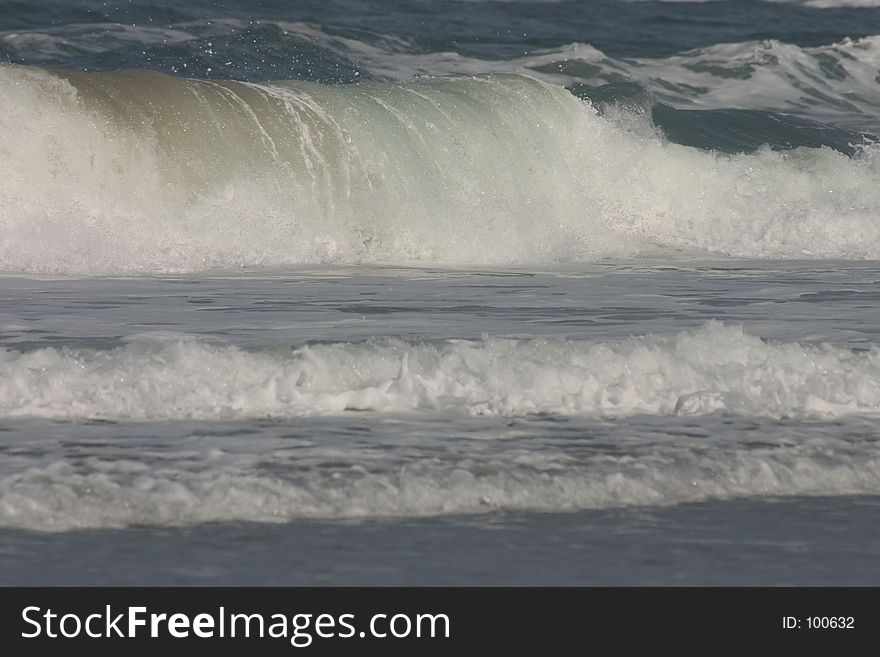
left=1, top=264, right=879, bottom=586
left=4, top=496, right=879, bottom=586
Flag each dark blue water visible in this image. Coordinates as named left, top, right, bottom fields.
left=4, top=0, right=879, bottom=147
left=4, top=0, right=880, bottom=64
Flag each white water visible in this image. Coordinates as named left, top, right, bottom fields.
left=2, top=322, right=880, bottom=420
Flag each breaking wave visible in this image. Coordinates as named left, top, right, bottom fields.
left=2, top=64, right=880, bottom=274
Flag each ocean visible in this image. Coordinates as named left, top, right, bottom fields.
left=2, top=0, right=880, bottom=586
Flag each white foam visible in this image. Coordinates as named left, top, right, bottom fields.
left=2, top=322, right=880, bottom=421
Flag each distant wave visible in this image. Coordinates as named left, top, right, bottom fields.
left=5, top=15, right=880, bottom=125
left=373, top=36, right=880, bottom=131
left=2, top=65, right=880, bottom=274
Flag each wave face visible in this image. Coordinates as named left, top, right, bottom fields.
left=2, top=64, right=880, bottom=274
left=2, top=323, right=879, bottom=421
